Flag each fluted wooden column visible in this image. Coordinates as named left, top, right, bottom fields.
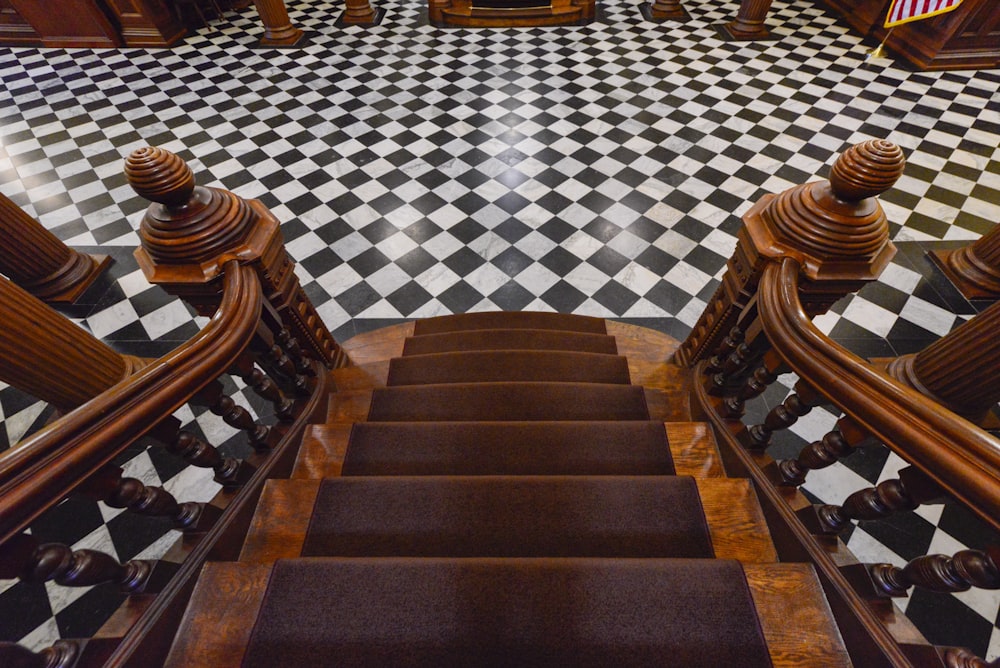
left=675, top=140, right=904, bottom=366
left=639, top=0, right=686, bottom=22
left=0, top=193, right=111, bottom=304
left=126, top=146, right=346, bottom=369
left=339, top=0, right=379, bottom=25
left=930, top=222, right=1000, bottom=300
left=251, top=0, right=303, bottom=46
left=886, top=300, right=1000, bottom=423
left=719, top=0, right=773, bottom=40
left=0, top=275, right=146, bottom=412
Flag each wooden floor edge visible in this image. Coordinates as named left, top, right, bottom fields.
left=696, top=478, right=778, bottom=563
left=666, top=421, right=725, bottom=478
left=239, top=480, right=322, bottom=562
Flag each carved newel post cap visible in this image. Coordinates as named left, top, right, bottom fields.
left=125, top=146, right=196, bottom=208
left=748, top=139, right=904, bottom=280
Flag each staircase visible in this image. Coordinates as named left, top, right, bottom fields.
left=164, top=312, right=851, bottom=667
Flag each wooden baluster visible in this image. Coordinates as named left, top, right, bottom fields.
left=266, top=339, right=313, bottom=397
left=195, top=380, right=276, bottom=452
left=233, top=353, right=295, bottom=422
left=867, top=546, right=1000, bottom=598
left=764, top=415, right=873, bottom=483
left=676, top=140, right=902, bottom=368
left=741, top=379, right=823, bottom=451
left=808, top=467, right=944, bottom=534
left=703, top=327, right=744, bottom=376
left=148, top=415, right=254, bottom=486
left=930, top=219, right=1000, bottom=300
left=939, top=646, right=1000, bottom=668
left=0, top=193, right=111, bottom=304
left=886, top=299, right=1000, bottom=424
left=0, top=640, right=80, bottom=668
left=250, top=0, right=304, bottom=46
left=0, top=275, right=147, bottom=412
left=126, top=146, right=346, bottom=370
left=719, top=349, right=785, bottom=418
left=80, top=466, right=218, bottom=532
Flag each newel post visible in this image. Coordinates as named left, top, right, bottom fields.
left=124, top=147, right=347, bottom=369
left=930, top=221, right=1000, bottom=301
left=674, top=139, right=905, bottom=367
left=0, top=192, right=111, bottom=304
left=885, top=299, right=1000, bottom=424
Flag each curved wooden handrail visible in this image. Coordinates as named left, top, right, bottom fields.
left=0, top=260, right=262, bottom=545
left=759, top=258, right=1000, bottom=532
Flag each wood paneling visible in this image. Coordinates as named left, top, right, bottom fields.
left=8, top=0, right=122, bottom=47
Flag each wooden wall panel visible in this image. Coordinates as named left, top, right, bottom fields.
left=0, top=0, right=41, bottom=45
left=102, top=0, right=185, bottom=47
left=7, top=0, right=121, bottom=47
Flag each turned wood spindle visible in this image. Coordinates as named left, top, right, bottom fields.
left=886, top=299, right=1000, bottom=424
left=868, top=547, right=1000, bottom=598
left=0, top=193, right=110, bottom=304
left=267, top=341, right=313, bottom=397
left=0, top=275, right=147, bottom=412
left=940, top=646, right=1000, bottom=668
left=742, top=379, right=822, bottom=451
left=235, top=354, right=295, bottom=421
left=721, top=363, right=778, bottom=419
left=156, top=422, right=254, bottom=487
left=26, top=543, right=153, bottom=593
left=812, top=467, right=943, bottom=534
left=212, top=394, right=272, bottom=451
left=704, top=327, right=744, bottom=375
left=766, top=414, right=873, bottom=484
left=85, top=466, right=203, bottom=530
left=0, top=640, right=80, bottom=668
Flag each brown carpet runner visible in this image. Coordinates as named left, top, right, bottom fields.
left=343, top=421, right=675, bottom=475
left=386, top=350, right=632, bottom=386
left=402, top=328, right=619, bottom=356
left=412, top=311, right=607, bottom=335
left=367, top=382, right=650, bottom=421
left=301, top=476, right=712, bottom=558
left=244, top=557, right=773, bottom=668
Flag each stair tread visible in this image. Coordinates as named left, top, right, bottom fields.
left=300, top=475, right=714, bottom=558
left=387, top=350, right=632, bottom=386
left=367, top=381, right=651, bottom=421
left=412, top=311, right=608, bottom=336
left=251, top=557, right=771, bottom=668
left=240, top=478, right=775, bottom=564
left=343, top=420, right=675, bottom=476
left=168, top=561, right=849, bottom=668
left=402, top=328, right=619, bottom=356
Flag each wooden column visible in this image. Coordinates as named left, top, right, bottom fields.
left=0, top=275, right=146, bottom=412
left=675, top=140, right=904, bottom=366
left=930, top=222, right=1000, bottom=300
left=126, top=146, right=346, bottom=368
left=251, top=0, right=303, bottom=46
left=0, top=193, right=111, bottom=304
left=339, top=0, right=378, bottom=25
left=886, top=300, right=1000, bottom=423
left=719, top=0, right=774, bottom=40
left=639, top=0, right=686, bottom=22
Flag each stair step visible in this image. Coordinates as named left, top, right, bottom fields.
left=170, top=558, right=799, bottom=668
left=294, top=421, right=726, bottom=479
left=412, top=311, right=607, bottom=336
left=240, top=478, right=775, bottom=563
left=343, top=421, right=675, bottom=475
left=387, top=350, right=632, bottom=386
left=367, top=382, right=650, bottom=421
left=403, top=328, right=618, bottom=356
left=301, top=475, right=713, bottom=558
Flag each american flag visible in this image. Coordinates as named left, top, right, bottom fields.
left=884, top=0, right=964, bottom=28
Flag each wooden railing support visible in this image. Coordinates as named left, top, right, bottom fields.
left=675, top=139, right=904, bottom=366
left=930, top=221, right=1000, bottom=300
left=125, top=146, right=347, bottom=369
left=250, top=0, right=304, bottom=46
left=0, top=275, right=146, bottom=412
left=886, top=299, right=1000, bottom=423
left=0, top=193, right=111, bottom=304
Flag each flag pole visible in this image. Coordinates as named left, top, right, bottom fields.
left=865, top=27, right=894, bottom=62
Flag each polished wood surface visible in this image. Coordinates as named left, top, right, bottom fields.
left=666, top=421, right=725, bottom=478
left=7, top=0, right=120, bottom=47
left=696, top=478, right=778, bottom=562
left=239, top=479, right=320, bottom=562
left=250, top=0, right=303, bottom=45
left=431, top=0, right=591, bottom=28
left=931, top=221, right=1000, bottom=300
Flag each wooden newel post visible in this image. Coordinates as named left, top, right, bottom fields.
left=125, top=146, right=347, bottom=369
left=930, top=221, right=1000, bottom=301
left=0, top=276, right=146, bottom=412
left=886, top=299, right=1000, bottom=424
left=0, top=193, right=111, bottom=304
left=675, top=139, right=904, bottom=367
left=251, top=0, right=304, bottom=46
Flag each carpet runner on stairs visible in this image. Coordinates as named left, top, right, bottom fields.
left=167, top=312, right=851, bottom=667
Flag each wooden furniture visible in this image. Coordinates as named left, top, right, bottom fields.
left=0, top=0, right=185, bottom=47
left=816, top=0, right=1000, bottom=70
left=430, top=0, right=594, bottom=29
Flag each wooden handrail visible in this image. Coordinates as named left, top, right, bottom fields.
left=0, top=260, right=262, bottom=546
left=759, top=257, right=1000, bottom=532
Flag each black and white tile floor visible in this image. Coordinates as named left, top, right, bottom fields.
left=1, top=0, right=998, bottom=657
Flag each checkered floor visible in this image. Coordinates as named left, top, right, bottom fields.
left=1, top=0, right=998, bottom=658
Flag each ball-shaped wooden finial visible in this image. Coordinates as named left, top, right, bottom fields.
left=829, top=139, right=905, bottom=202
left=125, top=146, right=196, bottom=208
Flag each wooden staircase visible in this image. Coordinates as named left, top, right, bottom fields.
left=165, top=312, right=852, bottom=667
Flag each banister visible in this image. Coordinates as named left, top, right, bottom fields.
left=0, top=260, right=262, bottom=545
left=759, top=257, right=1000, bottom=533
